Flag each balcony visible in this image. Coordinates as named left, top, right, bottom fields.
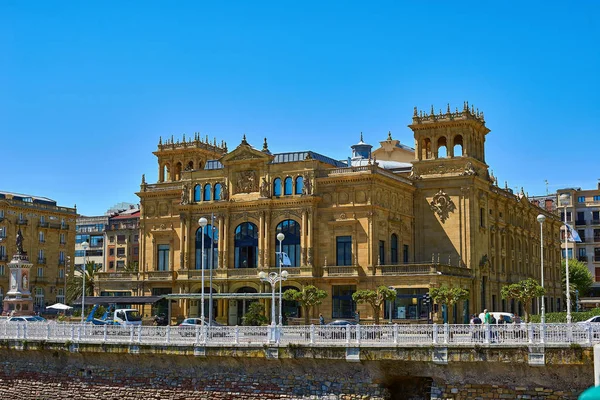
left=575, top=220, right=587, bottom=226
left=323, top=265, right=359, bottom=277
left=61, top=224, right=69, bottom=230
left=33, top=277, right=47, bottom=284
left=96, top=272, right=140, bottom=282
left=595, top=237, right=600, bottom=243
left=55, top=277, right=65, bottom=284
left=594, top=257, right=600, bottom=263
left=145, top=270, right=176, bottom=280
left=0, top=216, right=4, bottom=222
left=592, top=220, right=600, bottom=226
left=0, top=255, right=8, bottom=262
left=16, top=218, right=28, bottom=225
left=370, top=263, right=473, bottom=278
left=58, top=259, right=65, bottom=266
left=578, top=256, right=588, bottom=262
left=37, top=258, right=46, bottom=264
left=38, top=222, right=49, bottom=228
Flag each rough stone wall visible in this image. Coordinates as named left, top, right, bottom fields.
left=0, top=348, right=387, bottom=400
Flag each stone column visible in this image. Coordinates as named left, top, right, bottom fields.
left=223, top=214, right=229, bottom=268
left=218, top=216, right=223, bottom=268
left=259, top=212, right=265, bottom=268
left=301, top=210, right=307, bottom=266
left=180, top=216, right=186, bottom=270
left=264, top=213, right=270, bottom=267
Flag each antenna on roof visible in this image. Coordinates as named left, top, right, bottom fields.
left=544, top=179, right=549, bottom=195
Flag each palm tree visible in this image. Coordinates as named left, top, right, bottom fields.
left=66, top=260, right=100, bottom=304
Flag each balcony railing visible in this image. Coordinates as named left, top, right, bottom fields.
left=594, top=257, right=600, bottom=263
left=96, top=272, right=140, bottom=281
left=578, top=256, right=588, bottom=262
left=592, top=220, right=600, bottom=226
left=33, top=277, right=47, bottom=284
left=323, top=265, right=359, bottom=277
left=0, top=255, right=8, bottom=262
left=145, top=270, right=176, bottom=280
left=16, top=218, right=28, bottom=225
left=370, top=263, right=473, bottom=278
left=575, top=220, right=587, bottom=226
left=58, top=259, right=65, bottom=266
left=37, top=257, right=46, bottom=264
left=38, top=222, right=49, bottom=228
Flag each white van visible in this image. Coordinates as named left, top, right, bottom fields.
left=478, top=312, right=515, bottom=324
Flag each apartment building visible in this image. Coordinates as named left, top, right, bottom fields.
left=0, top=191, right=76, bottom=310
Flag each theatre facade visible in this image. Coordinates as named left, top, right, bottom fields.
left=96, top=104, right=563, bottom=324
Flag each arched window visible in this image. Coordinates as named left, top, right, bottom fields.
left=174, top=162, right=182, bottom=181
left=214, top=183, right=222, bottom=200
left=284, top=177, right=293, bottom=195
left=203, top=184, right=212, bottom=201
left=195, top=224, right=218, bottom=269
left=275, top=220, right=301, bottom=267
left=187, top=161, right=194, bottom=170
left=295, top=176, right=303, bottom=195
left=194, top=185, right=201, bottom=202
left=437, top=137, right=447, bottom=158
left=422, top=138, right=432, bottom=159
left=391, top=234, right=398, bottom=264
left=162, top=164, right=170, bottom=182
left=273, top=178, right=282, bottom=197
left=453, top=135, right=463, bottom=157
left=235, top=222, right=258, bottom=268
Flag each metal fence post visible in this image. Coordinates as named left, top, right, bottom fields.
left=202, top=325, right=208, bottom=345
left=346, top=324, right=351, bottom=345
left=47, top=323, right=51, bottom=340
left=235, top=326, right=239, bottom=345
left=443, top=323, right=449, bottom=344
left=527, top=323, right=533, bottom=344
left=484, top=324, right=490, bottom=344
left=310, top=324, right=315, bottom=345
left=103, top=324, right=108, bottom=342
left=166, top=326, right=171, bottom=344
left=129, top=325, right=134, bottom=343
left=393, top=324, right=398, bottom=345
left=432, top=323, right=438, bottom=344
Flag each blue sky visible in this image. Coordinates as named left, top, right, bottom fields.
left=1, top=1, right=598, bottom=216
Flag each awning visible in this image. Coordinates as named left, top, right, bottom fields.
left=72, top=296, right=164, bottom=306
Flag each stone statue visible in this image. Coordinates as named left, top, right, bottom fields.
left=302, top=173, right=313, bottom=195
left=221, top=183, right=229, bottom=200
left=180, top=184, right=189, bottom=205
left=22, top=274, right=28, bottom=289
left=259, top=178, right=270, bottom=197
left=16, top=229, right=24, bottom=254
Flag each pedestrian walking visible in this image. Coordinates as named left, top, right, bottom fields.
left=354, top=310, right=360, bottom=323
left=319, top=313, right=324, bottom=325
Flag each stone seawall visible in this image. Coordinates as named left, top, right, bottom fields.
left=0, top=341, right=595, bottom=399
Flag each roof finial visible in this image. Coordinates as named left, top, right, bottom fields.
left=262, top=137, right=269, bottom=151
left=360, top=132, right=363, bottom=142
left=159, top=136, right=162, bottom=145
left=141, top=174, right=146, bottom=184
left=464, top=101, right=468, bottom=111
left=471, top=104, right=475, bottom=114
left=182, top=133, right=186, bottom=142
left=241, top=134, right=248, bottom=145
left=447, top=103, right=451, bottom=114
left=413, top=106, right=418, bottom=117
left=224, top=141, right=228, bottom=152
left=430, top=104, right=435, bottom=116
left=387, top=131, right=392, bottom=140
left=505, top=181, right=508, bottom=189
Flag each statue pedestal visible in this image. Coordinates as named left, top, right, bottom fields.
left=3, top=254, right=34, bottom=316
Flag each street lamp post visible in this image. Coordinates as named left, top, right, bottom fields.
left=198, top=217, right=208, bottom=324
left=559, top=193, right=572, bottom=324
left=388, top=286, right=394, bottom=324
left=277, top=232, right=285, bottom=325
left=81, top=241, right=89, bottom=323
left=537, top=214, right=546, bottom=324
left=258, top=271, right=289, bottom=326
left=209, top=213, right=215, bottom=327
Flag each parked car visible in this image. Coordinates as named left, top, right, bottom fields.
left=8, top=316, right=47, bottom=323
left=319, top=320, right=358, bottom=339
left=326, top=320, right=358, bottom=326
left=577, top=316, right=600, bottom=324
left=178, top=318, right=224, bottom=337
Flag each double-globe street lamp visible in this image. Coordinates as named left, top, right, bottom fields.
left=537, top=214, right=546, bottom=324
left=276, top=232, right=285, bottom=325
left=259, top=270, right=288, bottom=326
left=559, top=193, right=573, bottom=324
left=80, top=241, right=89, bottom=323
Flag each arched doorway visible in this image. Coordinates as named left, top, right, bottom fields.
left=235, top=222, right=258, bottom=268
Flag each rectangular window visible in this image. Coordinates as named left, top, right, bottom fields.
left=109, top=248, right=114, bottom=256
left=109, top=236, right=115, bottom=243
left=117, top=235, right=126, bottom=243
left=560, top=211, right=572, bottom=222
left=594, top=196, right=600, bottom=202
left=578, top=230, right=586, bottom=242
left=480, top=208, right=485, bottom=227
left=577, top=212, right=585, bottom=225
left=117, top=248, right=125, bottom=257
left=596, top=268, right=600, bottom=283
left=37, top=267, right=43, bottom=277
left=561, top=249, right=573, bottom=259
left=133, top=247, right=139, bottom=255
left=403, top=245, right=409, bottom=263
left=60, top=233, right=66, bottom=244
left=332, top=285, right=356, bottom=318
left=336, top=236, right=352, bottom=266
left=379, top=240, right=385, bottom=265
left=109, top=261, right=114, bottom=269
left=0, top=227, right=5, bottom=238
left=593, top=211, right=600, bottom=224
left=0, top=265, right=4, bottom=276
left=58, top=268, right=64, bottom=278
left=39, top=231, right=45, bottom=243
left=157, top=244, right=170, bottom=271
left=134, top=235, right=139, bottom=243
left=75, top=234, right=90, bottom=244
left=578, top=196, right=586, bottom=202
left=595, top=229, right=600, bottom=242
left=595, top=248, right=600, bottom=262
left=117, top=260, right=125, bottom=269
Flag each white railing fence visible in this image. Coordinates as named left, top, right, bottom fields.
left=1, top=322, right=599, bottom=347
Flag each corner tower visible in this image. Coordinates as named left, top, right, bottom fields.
left=409, top=102, right=490, bottom=179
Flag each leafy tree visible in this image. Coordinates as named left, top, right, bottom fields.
left=501, top=278, right=545, bottom=323
left=430, top=285, right=469, bottom=323
left=283, top=285, right=327, bottom=324
left=352, top=286, right=397, bottom=324
left=66, top=260, right=101, bottom=305
left=561, top=259, right=593, bottom=307
left=242, top=302, right=268, bottom=326
left=123, top=261, right=139, bottom=272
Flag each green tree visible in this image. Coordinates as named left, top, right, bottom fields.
left=242, top=302, right=268, bottom=326
left=430, top=285, right=469, bottom=323
left=66, top=261, right=101, bottom=305
left=283, top=285, right=327, bottom=324
left=123, top=261, right=139, bottom=272
left=562, top=259, right=593, bottom=307
left=352, top=286, right=397, bottom=324
left=501, top=278, right=545, bottom=323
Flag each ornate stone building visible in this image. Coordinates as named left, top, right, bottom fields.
left=96, top=104, right=563, bottom=324
left=0, top=191, right=76, bottom=311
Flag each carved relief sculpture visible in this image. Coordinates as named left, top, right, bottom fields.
left=235, top=170, right=258, bottom=194
left=462, top=161, right=477, bottom=176
left=429, top=190, right=456, bottom=223
left=221, top=183, right=229, bottom=200
left=180, top=184, right=189, bottom=205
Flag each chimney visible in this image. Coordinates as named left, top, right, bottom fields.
left=545, top=199, right=553, bottom=211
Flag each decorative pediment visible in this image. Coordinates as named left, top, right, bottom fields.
left=220, top=137, right=274, bottom=166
